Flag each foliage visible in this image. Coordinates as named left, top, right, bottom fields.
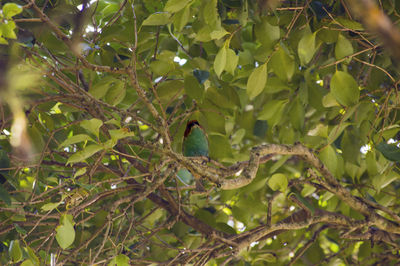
left=1, top=0, right=400, bottom=264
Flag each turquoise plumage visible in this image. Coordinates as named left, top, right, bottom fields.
left=183, top=121, right=209, bottom=157
left=181, top=120, right=209, bottom=192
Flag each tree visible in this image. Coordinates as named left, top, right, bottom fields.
left=1, top=0, right=400, bottom=264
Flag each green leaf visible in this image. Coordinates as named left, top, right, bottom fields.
left=73, top=167, right=87, bottom=178
left=372, top=171, right=399, bottom=193
left=81, top=118, right=103, bottom=138
left=290, top=192, right=315, bottom=215
left=214, top=45, right=227, bottom=77
left=209, top=134, right=232, bottom=160
left=289, top=99, right=304, bottom=130
left=366, top=151, right=378, bottom=176
left=14, top=224, right=27, bottom=235
left=322, top=92, right=339, bottom=107
left=105, top=80, right=125, bottom=106
left=142, top=12, right=171, bottom=26
left=108, top=254, right=130, bottom=266
left=89, top=76, right=114, bottom=99
left=301, top=184, right=316, bottom=197
left=335, top=34, right=353, bottom=60
left=21, top=260, right=35, bottom=266
left=231, top=205, right=250, bottom=224
left=341, top=131, right=361, bottom=164
left=231, top=128, right=246, bottom=145
left=11, top=214, right=26, bottom=222
left=165, top=0, right=191, bottom=13
left=3, top=3, right=23, bottom=19
left=59, top=134, right=94, bottom=148
left=157, top=80, right=184, bottom=102
left=203, top=110, right=225, bottom=134
left=41, top=202, right=61, bottom=211
left=335, top=18, right=364, bottom=31
left=376, top=142, right=400, bottom=162
left=265, top=76, right=291, bottom=93
left=0, top=21, right=17, bottom=39
left=26, top=246, right=39, bottom=265
left=0, top=37, right=8, bottom=44
left=205, top=87, right=228, bottom=108
left=327, top=122, right=350, bottom=144
left=9, top=240, right=22, bottom=262
left=269, top=46, right=295, bottom=81
left=195, top=209, right=217, bottom=227
left=184, top=75, right=204, bottom=101
left=210, top=28, right=229, bottom=40
left=176, top=168, right=194, bottom=185
left=195, top=26, right=212, bottom=42
left=254, top=253, right=277, bottom=263
left=225, top=48, right=239, bottom=75
left=150, top=59, right=174, bottom=76
left=203, top=0, right=219, bottom=28
left=173, top=5, right=190, bottom=31
left=255, top=18, right=280, bottom=48
left=246, top=63, right=267, bottom=100
left=330, top=71, right=359, bottom=106
left=298, top=31, right=317, bottom=65
left=215, top=222, right=236, bottom=235
left=268, top=173, right=288, bottom=192
left=0, top=184, right=11, bottom=206
left=66, top=144, right=103, bottom=165
left=258, top=100, right=287, bottom=120
left=56, top=214, right=75, bottom=249
left=319, top=145, right=337, bottom=175
left=109, top=128, right=135, bottom=143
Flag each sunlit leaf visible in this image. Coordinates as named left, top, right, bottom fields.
left=214, top=45, right=227, bottom=77
left=105, top=80, right=126, bottom=106
left=319, top=145, right=338, bottom=175
left=330, top=71, right=359, bottom=106
left=298, top=31, right=317, bottom=65
left=80, top=119, right=103, bottom=138
left=164, top=0, right=191, bottom=13
left=9, top=240, right=22, bottom=262
left=59, top=134, right=95, bottom=148
left=56, top=214, right=75, bottom=249
left=247, top=63, right=267, bottom=99
left=173, top=5, right=191, bottom=31
left=269, top=45, right=295, bottom=81
left=184, top=75, right=204, bottom=101
left=335, top=34, right=353, bottom=60
left=3, top=3, right=23, bottom=19
left=26, top=245, right=39, bottom=265
left=225, top=48, right=239, bottom=75
left=268, top=173, right=288, bottom=192
left=66, top=144, right=103, bottom=165
left=142, top=12, right=172, bottom=26
left=41, top=202, right=61, bottom=211
left=255, top=18, right=280, bottom=48
left=258, top=100, right=287, bottom=120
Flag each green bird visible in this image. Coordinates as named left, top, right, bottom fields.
left=183, top=120, right=209, bottom=158
left=181, top=120, right=209, bottom=192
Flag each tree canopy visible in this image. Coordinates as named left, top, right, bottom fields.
left=1, top=0, right=400, bottom=265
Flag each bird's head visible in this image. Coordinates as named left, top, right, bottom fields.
left=184, top=120, right=201, bottom=137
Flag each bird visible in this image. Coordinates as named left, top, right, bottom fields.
left=182, top=120, right=209, bottom=192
